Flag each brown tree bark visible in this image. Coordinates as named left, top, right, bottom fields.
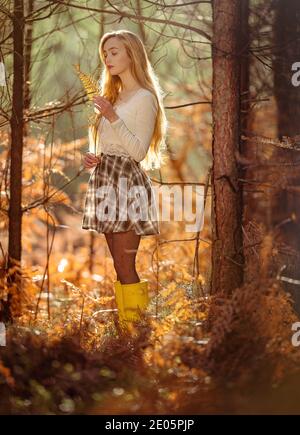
left=210, top=0, right=244, bottom=295
left=3, top=0, right=24, bottom=322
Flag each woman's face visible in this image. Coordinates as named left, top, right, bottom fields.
left=103, top=37, right=131, bottom=76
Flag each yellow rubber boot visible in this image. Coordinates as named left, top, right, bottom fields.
left=114, top=280, right=125, bottom=323
left=121, top=279, right=149, bottom=323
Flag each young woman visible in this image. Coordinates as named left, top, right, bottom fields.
left=81, top=30, right=168, bottom=325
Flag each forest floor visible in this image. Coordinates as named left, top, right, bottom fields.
left=1, top=275, right=300, bottom=415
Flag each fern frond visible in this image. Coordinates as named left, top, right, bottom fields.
left=73, top=64, right=100, bottom=100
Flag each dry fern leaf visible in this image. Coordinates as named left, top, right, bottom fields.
left=73, top=64, right=100, bottom=100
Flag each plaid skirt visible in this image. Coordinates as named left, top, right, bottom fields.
left=81, top=152, right=160, bottom=237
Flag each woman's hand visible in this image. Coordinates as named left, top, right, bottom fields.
left=82, top=152, right=101, bottom=169
left=93, top=95, right=119, bottom=123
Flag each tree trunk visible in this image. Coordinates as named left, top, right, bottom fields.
left=3, top=0, right=24, bottom=322
left=210, top=0, right=244, bottom=295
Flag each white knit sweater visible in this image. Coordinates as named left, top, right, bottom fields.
left=95, top=88, right=158, bottom=162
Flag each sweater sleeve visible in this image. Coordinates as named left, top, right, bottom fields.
left=109, top=92, right=158, bottom=162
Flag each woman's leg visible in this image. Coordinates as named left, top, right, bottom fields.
left=112, top=230, right=141, bottom=284
left=104, top=232, right=121, bottom=281
left=104, top=232, right=113, bottom=257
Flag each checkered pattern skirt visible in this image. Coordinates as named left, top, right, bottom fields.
left=81, top=152, right=160, bottom=237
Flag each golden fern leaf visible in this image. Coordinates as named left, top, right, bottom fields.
left=73, top=64, right=100, bottom=100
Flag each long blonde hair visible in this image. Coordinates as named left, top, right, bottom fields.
left=89, top=30, right=168, bottom=171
